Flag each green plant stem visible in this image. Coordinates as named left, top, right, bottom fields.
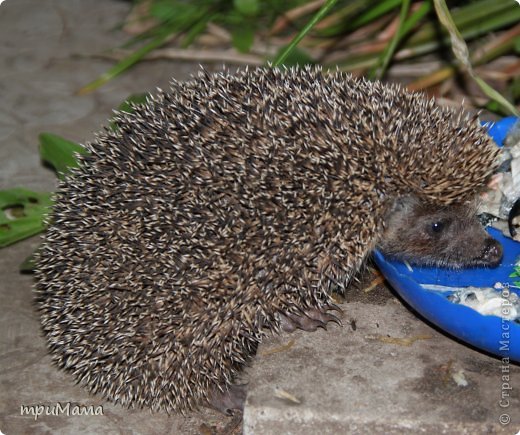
left=273, top=0, right=339, bottom=67
left=369, top=0, right=413, bottom=80
left=79, top=29, right=175, bottom=95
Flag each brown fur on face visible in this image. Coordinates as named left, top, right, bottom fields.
left=378, top=196, right=502, bottom=268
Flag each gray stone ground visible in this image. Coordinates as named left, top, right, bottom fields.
left=0, top=1, right=235, bottom=433
left=0, top=1, right=518, bottom=434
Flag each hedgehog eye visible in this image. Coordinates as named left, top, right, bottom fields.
left=430, top=221, right=445, bottom=234
left=428, top=217, right=453, bottom=236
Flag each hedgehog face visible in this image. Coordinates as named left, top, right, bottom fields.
left=378, top=195, right=502, bottom=268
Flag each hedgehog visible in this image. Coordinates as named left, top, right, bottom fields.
left=35, top=66, right=502, bottom=414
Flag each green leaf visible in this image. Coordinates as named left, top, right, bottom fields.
left=19, top=249, right=38, bottom=273
left=109, top=93, right=150, bottom=131
left=232, top=25, right=255, bottom=53
left=509, top=266, right=520, bottom=278
left=117, top=93, right=150, bottom=114
left=234, top=0, right=260, bottom=17
left=0, top=188, right=52, bottom=248
left=484, top=100, right=511, bottom=117
left=39, top=133, right=87, bottom=180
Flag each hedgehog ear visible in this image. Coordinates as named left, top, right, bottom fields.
left=388, top=195, right=420, bottom=215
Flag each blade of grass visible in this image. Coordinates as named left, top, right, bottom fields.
left=80, top=1, right=217, bottom=93
left=78, top=29, right=175, bottom=95
left=270, top=0, right=325, bottom=35
left=273, top=0, right=339, bottom=67
left=335, top=2, right=519, bottom=73
left=394, top=5, right=520, bottom=61
left=346, top=0, right=401, bottom=30
left=181, top=12, right=215, bottom=48
left=433, top=0, right=519, bottom=116
left=476, top=24, right=520, bottom=64
left=473, top=76, right=519, bottom=115
left=407, top=24, right=520, bottom=91
left=316, top=0, right=401, bottom=37
left=368, top=0, right=413, bottom=80
left=405, top=0, right=517, bottom=49
left=350, top=0, right=518, bottom=65
left=119, top=22, right=167, bottom=49
left=314, top=0, right=369, bottom=32
left=372, top=1, right=432, bottom=79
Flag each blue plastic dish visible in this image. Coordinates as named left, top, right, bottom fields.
left=373, top=117, right=520, bottom=362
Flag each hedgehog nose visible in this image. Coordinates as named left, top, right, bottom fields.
left=481, top=238, right=503, bottom=267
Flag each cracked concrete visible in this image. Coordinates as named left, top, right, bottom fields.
left=0, top=1, right=519, bottom=434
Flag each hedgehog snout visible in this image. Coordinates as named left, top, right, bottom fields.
left=479, top=237, right=503, bottom=267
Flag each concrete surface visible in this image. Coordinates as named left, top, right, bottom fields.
left=0, top=1, right=518, bottom=434
left=244, top=293, right=520, bottom=434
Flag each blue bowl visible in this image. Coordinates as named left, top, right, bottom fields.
left=373, top=117, right=520, bottom=362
